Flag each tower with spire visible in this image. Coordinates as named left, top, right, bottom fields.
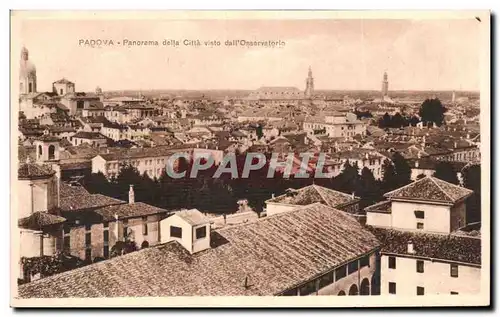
left=304, top=66, right=314, bottom=99
left=381, top=71, right=389, bottom=98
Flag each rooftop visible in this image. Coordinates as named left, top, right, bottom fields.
left=18, top=211, right=66, bottom=231
left=72, top=131, right=107, bottom=140
left=384, top=176, right=474, bottom=204
left=18, top=203, right=379, bottom=298
left=367, top=226, right=481, bottom=266
left=175, top=209, right=211, bottom=226
left=18, top=162, right=55, bottom=180
left=266, top=184, right=359, bottom=208
left=94, top=202, right=170, bottom=221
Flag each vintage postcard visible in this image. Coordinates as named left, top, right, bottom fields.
left=10, top=10, right=490, bottom=307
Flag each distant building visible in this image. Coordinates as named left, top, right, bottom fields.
left=303, top=112, right=367, bottom=138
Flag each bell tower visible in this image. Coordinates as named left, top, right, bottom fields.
left=19, top=47, right=37, bottom=94
left=304, top=66, right=314, bottom=99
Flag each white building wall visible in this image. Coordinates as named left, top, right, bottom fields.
left=381, top=255, right=480, bottom=295
left=366, top=212, right=392, bottom=228
left=391, top=201, right=451, bottom=234
left=159, top=214, right=194, bottom=253
left=265, top=203, right=299, bottom=217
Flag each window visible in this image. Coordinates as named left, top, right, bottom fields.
left=191, top=225, right=206, bottom=239
left=63, top=225, right=71, bottom=235
left=388, top=256, right=396, bottom=269
left=388, top=282, right=396, bottom=294
left=335, top=265, right=347, bottom=281
left=416, top=260, right=425, bottom=273
left=299, top=280, right=317, bottom=296
left=282, top=288, right=298, bottom=296
left=142, top=217, right=148, bottom=236
left=414, top=210, right=425, bottom=219
left=417, top=222, right=424, bottom=230
left=85, top=248, right=91, bottom=261
left=77, top=100, right=84, bottom=109
left=170, top=226, right=182, bottom=238
left=318, top=271, right=334, bottom=289
left=85, top=232, right=91, bottom=247
left=348, top=260, right=359, bottom=275
left=450, top=264, right=459, bottom=278
left=85, top=224, right=92, bottom=231
left=48, top=145, right=55, bottom=160
left=360, top=255, right=370, bottom=268
left=417, top=286, right=425, bottom=295
left=451, top=291, right=459, bottom=295
left=63, top=236, right=70, bottom=252
left=103, top=222, right=109, bottom=229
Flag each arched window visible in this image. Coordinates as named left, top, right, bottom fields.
left=360, top=278, right=370, bottom=295
left=141, top=241, right=149, bottom=249
left=38, top=145, right=42, bottom=158
left=348, top=284, right=359, bottom=296
left=48, top=145, right=55, bottom=160
left=337, top=290, right=346, bottom=296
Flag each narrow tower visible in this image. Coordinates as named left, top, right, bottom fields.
left=381, top=71, right=389, bottom=98
left=305, top=66, right=315, bottom=99
left=19, top=47, right=37, bottom=94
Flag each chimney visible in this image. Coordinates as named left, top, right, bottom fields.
left=415, top=160, right=419, bottom=168
left=128, top=185, right=135, bottom=205
left=351, top=192, right=355, bottom=199
left=407, top=240, right=415, bottom=254
left=365, top=153, right=369, bottom=160
left=417, top=151, right=421, bottom=159
left=271, top=193, right=275, bottom=199
left=466, top=133, right=470, bottom=139
left=454, top=141, right=457, bottom=148
left=114, top=213, right=119, bottom=239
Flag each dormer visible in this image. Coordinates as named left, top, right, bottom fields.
left=159, top=209, right=211, bottom=254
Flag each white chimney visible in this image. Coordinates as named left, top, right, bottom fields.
left=128, top=185, right=135, bottom=205
left=415, top=160, right=419, bottom=168
left=407, top=240, right=415, bottom=254
left=365, top=153, right=369, bottom=160
left=454, top=141, right=457, bottom=148
left=271, top=193, right=275, bottom=199
left=351, top=192, right=355, bottom=199
left=114, top=213, right=119, bottom=239
left=417, top=152, right=421, bottom=159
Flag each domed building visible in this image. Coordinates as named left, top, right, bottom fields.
left=19, top=47, right=37, bottom=94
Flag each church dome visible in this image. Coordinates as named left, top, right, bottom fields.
left=19, top=47, right=36, bottom=79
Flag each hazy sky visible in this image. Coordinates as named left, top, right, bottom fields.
left=17, top=18, right=481, bottom=92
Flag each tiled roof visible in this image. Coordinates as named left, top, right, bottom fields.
left=59, top=182, right=90, bottom=198
left=18, top=163, right=55, bottom=180
left=18, top=211, right=66, bottom=231
left=367, top=226, right=481, bottom=265
left=384, top=176, right=473, bottom=204
left=72, top=131, right=106, bottom=140
left=59, top=193, right=124, bottom=211
left=53, top=78, right=74, bottom=84
left=175, top=209, right=210, bottom=226
left=266, top=184, right=358, bottom=208
left=364, top=200, right=391, bottom=214
left=35, top=135, right=60, bottom=142
left=17, top=203, right=379, bottom=298
left=94, top=202, right=170, bottom=221
left=96, top=145, right=193, bottom=161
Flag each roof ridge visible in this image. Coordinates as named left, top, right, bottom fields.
left=429, top=176, right=455, bottom=202
left=384, top=177, right=426, bottom=197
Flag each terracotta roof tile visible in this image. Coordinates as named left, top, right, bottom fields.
left=18, top=163, right=55, bottom=180
left=266, top=185, right=358, bottom=208
left=18, top=203, right=379, bottom=298
left=384, top=176, right=473, bottom=204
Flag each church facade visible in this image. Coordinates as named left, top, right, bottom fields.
left=246, top=67, right=315, bottom=106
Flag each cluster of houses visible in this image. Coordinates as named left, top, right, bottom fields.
left=15, top=47, right=483, bottom=299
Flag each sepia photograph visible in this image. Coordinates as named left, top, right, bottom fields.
left=10, top=10, right=490, bottom=307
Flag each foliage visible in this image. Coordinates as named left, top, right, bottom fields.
left=256, top=124, right=264, bottom=140
left=378, top=112, right=418, bottom=129
left=19, top=252, right=86, bottom=284
left=462, top=164, right=481, bottom=223
left=356, top=167, right=383, bottom=208
left=419, top=98, right=447, bottom=127
left=433, top=161, right=459, bottom=185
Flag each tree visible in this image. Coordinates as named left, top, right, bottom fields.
left=356, top=167, right=383, bottom=208
left=419, top=98, right=447, bottom=126
left=381, top=160, right=398, bottom=192
left=462, top=164, right=481, bottom=223
left=433, top=162, right=459, bottom=184
left=409, top=116, right=421, bottom=127
left=391, top=112, right=406, bottom=128
left=392, top=152, right=412, bottom=188
left=83, top=172, right=112, bottom=196
left=378, top=113, right=392, bottom=128
left=110, top=229, right=138, bottom=258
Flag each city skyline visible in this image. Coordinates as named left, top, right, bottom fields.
left=18, top=18, right=480, bottom=93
